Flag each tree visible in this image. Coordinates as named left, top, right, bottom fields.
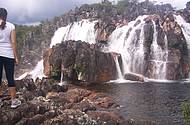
left=186, top=1, right=190, bottom=9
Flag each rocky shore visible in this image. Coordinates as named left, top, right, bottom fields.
left=0, top=78, right=158, bottom=125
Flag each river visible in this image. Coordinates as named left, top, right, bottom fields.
left=86, top=81, right=190, bottom=125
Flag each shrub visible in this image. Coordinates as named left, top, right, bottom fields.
left=182, top=102, right=190, bottom=123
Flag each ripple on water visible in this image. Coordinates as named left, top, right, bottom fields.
left=86, top=81, right=190, bottom=125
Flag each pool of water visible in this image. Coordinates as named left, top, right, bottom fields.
left=86, top=81, right=190, bottom=125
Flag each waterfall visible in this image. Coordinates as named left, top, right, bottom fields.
left=174, top=15, right=190, bottom=49
left=19, top=15, right=186, bottom=81
left=60, top=61, right=64, bottom=84
left=174, top=15, right=190, bottom=78
left=29, top=60, right=46, bottom=81
left=107, top=16, right=169, bottom=80
left=114, top=56, right=123, bottom=79
left=107, top=15, right=147, bottom=78
left=149, top=22, right=168, bottom=79
left=18, top=19, right=97, bottom=81
left=50, top=19, right=98, bottom=48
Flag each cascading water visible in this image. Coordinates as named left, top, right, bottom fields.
left=19, top=19, right=98, bottom=81
left=29, top=60, right=46, bottom=80
left=174, top=15, right=190, bottom=48
left=18, top=15, right=181, bottom=81
left=107, top=15, right=169, bottom=80
left=16, top=60, right=46, bottom=81
left=107, top=15, right=147, bottom=78
left=114, top=56, right=123, bottom=79
left=174, top=15, right=190, bottom=78
left=50, top=19, right=97, bottom=48
left=149, top=22, right=168, bottom=79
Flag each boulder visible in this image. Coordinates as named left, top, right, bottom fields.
left=44, top=40, right=117, bottom=83
left=124, top=73, right=144, bottom=82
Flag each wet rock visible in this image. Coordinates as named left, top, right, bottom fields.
left=42, top=109, right=97, bottom=125
left=51, top=84, right=68, bottom=93
left=15, top=78, right=36, bottom=91
left=87, top=111, right=125, bottom=125
left=63, top=88, right=91, bottom=103
left=166, top=49, right=188, bottom=80
left=124, top=73, right=144, bottom=82
left=95, top=21, right=116, bottom=43
left=72, top=99, right=96, bottom=112
left=44, top=40, right=117, bottom=83
left=143, top=19, right=154, bottom=56
left=88, top=92, right=115, bottom=108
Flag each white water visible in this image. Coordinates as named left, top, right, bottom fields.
left=50, top=19, right=97, bottom=48
left=174, top=15, right=190, bottom=78
left=174, top=15, right=190, bottom=49
left=16, top=60, right=45, bottom=81
left=18, top=19, right=97, bottom=81
left=114, top=56, right=123, bottom=79
left=107, top=15, right=170, bottom=80
left=150, top=22, right=168, bottom=79
left=16, top=72, right=29, bottom=80
left=29, top=60, right=46, bottom=81
left=107, top=15, right=147, bottom=78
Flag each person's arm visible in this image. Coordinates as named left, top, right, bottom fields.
left=10, top=30, right=19, bottom=64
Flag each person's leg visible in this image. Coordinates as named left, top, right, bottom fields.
left=3, top=57, right=16, bottom=98
left=4, top=57, right=21, bottom=108
left=0, top=57, right=4, bottom=107
left=0, top=56, right=3, bottom=96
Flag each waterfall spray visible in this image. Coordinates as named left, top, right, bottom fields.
left=149, top=21, right=168, bottom=79
left=107, top=15, right=147, bottom=79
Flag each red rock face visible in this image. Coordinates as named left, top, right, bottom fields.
left=43, top=40, right=117, bottom=83
left=95, top=21, right=116, bottom=43
left=43, top=48, right=52, bottom=76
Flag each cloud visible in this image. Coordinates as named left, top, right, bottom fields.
left=0, top=0, right=188, bottom=24
left=142, top=0, right=189, bottom=9
left=0, top=0, right=101, bottom=24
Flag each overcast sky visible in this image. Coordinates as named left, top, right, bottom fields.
left=0, top=0, right=188, bottom=24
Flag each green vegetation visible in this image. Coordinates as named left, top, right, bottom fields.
left=74, top=64, right=86, bottom=78
left=116, top=0, right=139, bottom=14
left=15, top=22, right=51, bottom=62
left=117, top=0, right=130, bottom=14
left=182, top=102, right=190, bottom=123
left=16, top=25, right=37, bottom=57
left=51, top=65, right=61, bottom=78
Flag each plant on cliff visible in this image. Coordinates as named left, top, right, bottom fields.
left=74, top=64, right=86, bottom=80
left=116, top=0, right=133, bottom=14
left=182, top=102, right=190, bottom=123
left=16, top=25, right=45, bottom=58
left=16, top=25, right=35, bottom=55
left=51, top=65, right=61, bottom=80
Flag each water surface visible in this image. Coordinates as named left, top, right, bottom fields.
left=87, top=81, right=190, bottom=125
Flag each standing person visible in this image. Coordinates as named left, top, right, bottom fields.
left=0, top=8, right=21, bottom=108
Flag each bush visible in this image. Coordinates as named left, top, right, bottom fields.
left=182, top=102, right=190, bottom=123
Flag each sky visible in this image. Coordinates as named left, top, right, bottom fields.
left=0, top=0, right=189, bottom=24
